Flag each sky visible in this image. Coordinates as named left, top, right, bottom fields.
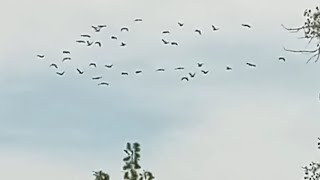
left=1, top=0, right=320, bottom=180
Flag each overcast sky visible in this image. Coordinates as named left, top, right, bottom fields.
left=1, top=0, right=320, bottom=180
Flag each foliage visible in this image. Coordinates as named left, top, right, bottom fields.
left=282, top=6, right=320, bottom=63
left=301, top=138, right=320, bottom=180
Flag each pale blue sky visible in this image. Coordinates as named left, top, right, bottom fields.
left=1, top=0, right=320, bottom=180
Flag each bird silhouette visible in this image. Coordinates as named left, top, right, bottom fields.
left=76, top=68, right=84, bottom=74
left=56, top=71, right=65, bottom=76
left=212, top=25, right=219, bottom=31
left=50, top=63, right=58, bottom=69
left=92, top=76, right=103, bottom=80
left=92, top=25, right=106, bottom=32
left=195, top=29, right=202, bottom=35
left=174, top=67, right=184, bottom=70
left=171, top=42, right=178, bottom=46
left=62, top=57, right=71, bottom=62
left=63, top=50, right=70, bottom=54
left=162, top=31, right=170, bottom=34
left=134, top=18, right=143, bottom=22
left=121, top=72, right=129, bottom=75
left=105, top=64, right=113, bottom=68
left=111, top=36, right=118, bottom=40
left=178, top=22, right=184, bottom=27
left=76, top=40, right=86, bottom=44
left=201, top=70, right=209, bottom=74
left=89, top=63, right=97, bottom=67
left=98, top=82, right=109, bottom=86
left=87, top=41, right=94, bottom=46
left=156, top=68, right=165, bottom=72
left=120, top=42, right=126, bottom=47
left=189, top=72, right=196, bottom=78
left=278, top=57, right=286, bottom=62
left=241, top=24, right=251, bottom=28
left=81, top=34, right=91, bottom=38
left=162, top=39, right=169, bottom=44
left=181, top=77, right=189, bottom=81
left=37, top=54, right=45, bottom=58
left=135, top=70, right=142, bottom=74
left=197, top=62, right=204, bottom=67
left=95, top=41, right=102, bottom=47
left=226, top=66, right=232, bottom=70
left=121, top=27, right=129, bottom=32
left=246, top=62, right=257, bottom=67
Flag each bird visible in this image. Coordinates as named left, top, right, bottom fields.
left=171, top=42, right=178, bottom=46
left=181, top=77, right=189, bottom=81
left=62, top=57, right=71, bottom=62
left=201, top=70, right=209, bottom=74
left=87, top=41, right=94, bottom=46
left=111, top=36, right=118, bottom=40
left=37, top=54, right=45, bottom=58
left=178, top=22, right=184, bottom=27
left=76, top=68, right=84, bottom=74
left=134, top=18, right=143, bottom=22
left=98, top=82, right=109, bottom=86
left=56, top=71, right=65, bottom=76
left=195, top=29, right=202, bottom=35
left=226, top=66, right=232, bottom=70
left=89, top=63, right=97, bottom=67
left=76, top=40, right=86, bottom=44
left=120, top=42, right=126, bottom=47
left=63, top=50, right=70, bottom=54
left=197, top=62, right=204, bottom=67
left=92, top=25, right=106, bottom=32
left=156, top=68, right=165, bottom=72
left=241, top=23, right=251, bottom=28
left=121, top=27, right=129, bottom=32
left=189, top=72, right=196, bottom=78
left=121, top=72, right=129, bottom=75
left=135, top=70, right=142, bottom=74
left=212, top=25, right=219, bottom=31
left=105, top=64, right=113, bottom=68
left=161, top=39, right=169, bottom=44
left=98, top=25, right=107, bottom=28
left=80, top=34, right=91, bottom=38
left=174, top=67, right=184, bottom=70
left=162, top=31, right=170, bottom=34
left=92, top=76, right=103, bottom=80
left=95, top=41, right=102, bottom=47
left=246, top=62, right=257, bottom=67
left=50, top=63, right=58, bottom=69
left=278, top=56, right=286, bottom=62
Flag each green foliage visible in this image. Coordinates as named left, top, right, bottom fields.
left=93, top=170, right=110, bottom=180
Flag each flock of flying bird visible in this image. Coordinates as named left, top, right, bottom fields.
left=36, top=19, right=287, bottom=86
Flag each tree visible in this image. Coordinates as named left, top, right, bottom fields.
left=282, top=6, right=320, bottom=63
left=93, top=142, right=155, bottom=180
left=301, top=138, right=320, bottom=180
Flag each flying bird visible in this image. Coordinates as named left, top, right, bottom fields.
left=120, top=42, right=126, bottom=47
left=201, top=70, right=209, bottom=74
left=111, top=36, right=118, bottom=40
left=178, top=22, right=184, bottom=27
left=98, top=82, right=109, bottom=86
left=162, top=31, right=170, bottom=34
left=195, top=29, right=202, bottom=35
left=56, top=71, right=65, bottom=76
left=121, top=72, right=129, bottom=75
left=174, top=67, right=184, bottom=70
left=63, top=50, right=70, bottom=54
left=80, top=34, right=91, bottom=38
left=76, top=40, right=86, bottom=43
left=189, top=72, right=196, bottom=78
left=134, top=18, right=143, bottom=22
left=92, top=25, right=106, bottom=32
left=135, top=70, right=142, bottom=74
left=92, top=76, right=103, bottom=80
left=95, top=41, right=102, bottom=47
left=226, top=66, right=232, bottom=70
left=62, top=57, right=71, bottom=62
left=105, top=64, right=113, bottom=68
left=241, top=24, right=252, bottom=28
left=89, top=63, right=97, bottom=67
left=197, top=62, right=204, bottom=67
left=156, top=68, right=165, bottom=72
left=87, top=41, right=94, bottom=46
left=246, top=62, right=257, bottom=67
left=121, top=27, right=129, bottom=32
left=162, top=39, right=169, bottom=44
left=50, top=63, right=58, bottom=69
left=76, top=68, right=84, bottom=74
left=212, top=25, right=219, bottom=31
left=37, top=54, right=45, bottom=58
left=278, top=56, right=286, bottom=62
left=171, top=42, right=178, bottom=46
left=181, top=77, right=189, bottom=81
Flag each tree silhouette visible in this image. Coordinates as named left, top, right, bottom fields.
left=301, top=138, right=320, bottom=180
left=282, top=6, right=320, bottom=63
